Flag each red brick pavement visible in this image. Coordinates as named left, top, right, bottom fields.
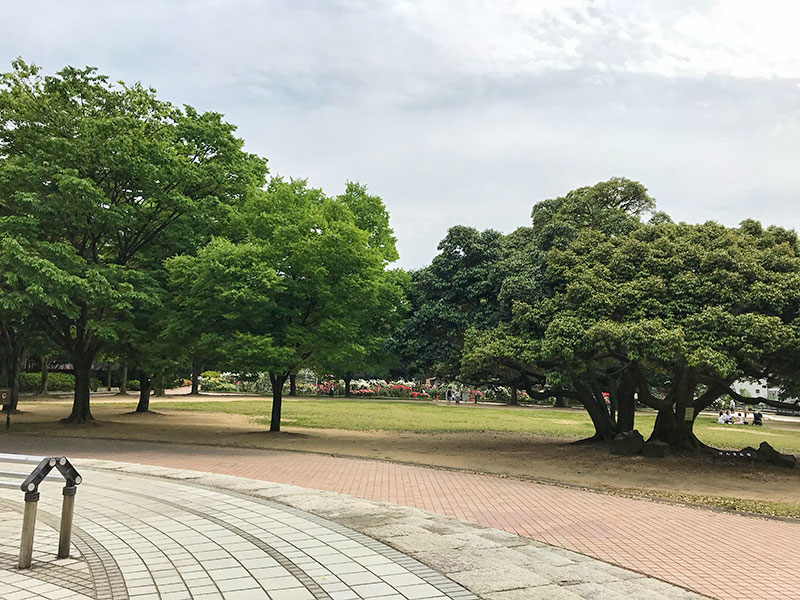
left=3, top=436, right=798, bottom=600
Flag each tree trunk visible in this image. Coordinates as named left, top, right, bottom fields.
left=63, top=357, right=93, bottom=423
left=0, top=327, right=24, bottom=412
left=649, top=408, right=678, bottom=444
left=136, top=372, right=152, bottom=413
left=38, top=356, right=49, bottom=395
left=289, top=373, right=297, bottom=397
left=646, top=373, right=702, bottom=452
left=117, top=362, right=128, bottom=395
left=106, top=363, right=113, bottom=391
left=344, top=373, right=352, bottom=398
left=509, top=386, right=518, bottom=405
left=5, top=350, right=22, bottom=413
left=575, top=384, right=617, bottom=442
left=190, top=360, right=201, bottom=395
left=269, top=372, right=287, bottom=432
left=648, top=407, right=701, bottom=449
left=616, top=369, right=637, bottom=432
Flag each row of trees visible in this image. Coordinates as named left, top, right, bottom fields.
left=0, top=60, right=405, bottom=428
left=3, top=61, right=799, bottom=451
left=395, top=179, right=800, bottom=450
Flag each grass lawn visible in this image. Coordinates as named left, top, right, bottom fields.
left=11, top=396, right=799, bottom=519
left=152, top=398, right=800, bottom=454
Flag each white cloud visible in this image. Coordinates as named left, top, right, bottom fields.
left=1, top=0, right=800, bottom=267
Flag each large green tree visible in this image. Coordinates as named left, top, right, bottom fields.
left=0, top=237, right=74, bottom=411
left=392, top=225, right=506, bottom=379
left=0, top=60, right=267, bottom=422
left=541, top=219, right=800, bottom=449
left=458, top=178, right=657, bottom=438
left=168, top=178, right=392, bottom=431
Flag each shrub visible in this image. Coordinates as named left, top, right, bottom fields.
left=19, top=372, right=75, bottom=392
left=201, top=380, right=238, bottom=393
left=18, top=372, right=43, bottom=393
left=17, top=372, right=109, bottom=393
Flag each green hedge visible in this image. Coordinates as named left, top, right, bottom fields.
left=18, top=372, right=102, bottom=393
left=201, top=380, right=238, bottom=392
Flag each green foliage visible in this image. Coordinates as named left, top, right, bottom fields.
left=0, top=59, right=268, bottom=421
left=17, top=372, right=101, bottom=392
left=167, top=176, right=397, bottom=429
left=455, top=178, right=800, bottom=446
left=546, top=221, right=800, bottom=389
left=392, top=226, right=506, bottom=379
left=201, top=380, right=238, bottom=393
left=530, top=177, right=654, bottom=251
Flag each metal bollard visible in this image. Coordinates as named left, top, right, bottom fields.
left=19, top=491, right=39, bottom=569
left=58, top=486, right=76, bottom=558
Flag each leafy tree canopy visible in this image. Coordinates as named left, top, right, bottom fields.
left=167, top=177, right=394, bottom=430
left=0, top=59, right=268, bottom=422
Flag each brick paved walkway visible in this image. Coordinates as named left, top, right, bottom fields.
left=3, top=436, right=799, bottom=600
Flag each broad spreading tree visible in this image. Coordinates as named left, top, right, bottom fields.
left=0, top=60, right=267, bottom=422
left=458, top=178, right=657, bottom=438
left=544, top=221, right=800, bottom=449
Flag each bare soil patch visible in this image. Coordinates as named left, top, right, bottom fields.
left=6, top=398, right=799, bottom=513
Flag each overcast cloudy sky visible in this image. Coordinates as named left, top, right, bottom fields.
left=3, top=1, right=799, bottom=267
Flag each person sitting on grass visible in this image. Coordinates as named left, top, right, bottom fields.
left=753, top=411, right=763, bottom=426
left=722, top=410, right=733, bottom=424
left=717, top=410, right=727, bottom=424
left=734, top=412, right=747, bottom=425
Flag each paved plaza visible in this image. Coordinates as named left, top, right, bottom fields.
left=1, top=436, right=798, bottom=599
left=0, top=458, right=701, bottom=600
left=0, top=465, right=484, bottom=600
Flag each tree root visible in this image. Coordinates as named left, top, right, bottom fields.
left=571, top=434, right=612, bottom=445
left=59, top=413, right=96, bottom=425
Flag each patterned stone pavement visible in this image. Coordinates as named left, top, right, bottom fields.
left=0, top=458, right=704, bottom=600
left=0, top=503, right=93, bottom=600
left=0, top=462, right=483, bottom=600
left=2, top=436, right=798, bottom=600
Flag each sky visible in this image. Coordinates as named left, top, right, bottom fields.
left=2, top=0, right=800, bottom=268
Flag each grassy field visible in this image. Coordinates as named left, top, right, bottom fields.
left=152, top=398, right=800, bottom=454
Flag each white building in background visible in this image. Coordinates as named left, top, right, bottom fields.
left=734, top=380, right=797, bottom=403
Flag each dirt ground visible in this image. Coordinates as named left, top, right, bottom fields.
left=7, top=396, right=800, bottom=513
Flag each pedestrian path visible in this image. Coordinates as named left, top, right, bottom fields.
left=0, top=465, right=478, bottom=600
left=3, top=436, right=799, bottom=600
left=0, top=459, right=705, bottom=600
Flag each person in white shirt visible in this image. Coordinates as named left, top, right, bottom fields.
left=717, top=411, right=727, bottom=424
left=729, top=399, right=736, bottom=412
